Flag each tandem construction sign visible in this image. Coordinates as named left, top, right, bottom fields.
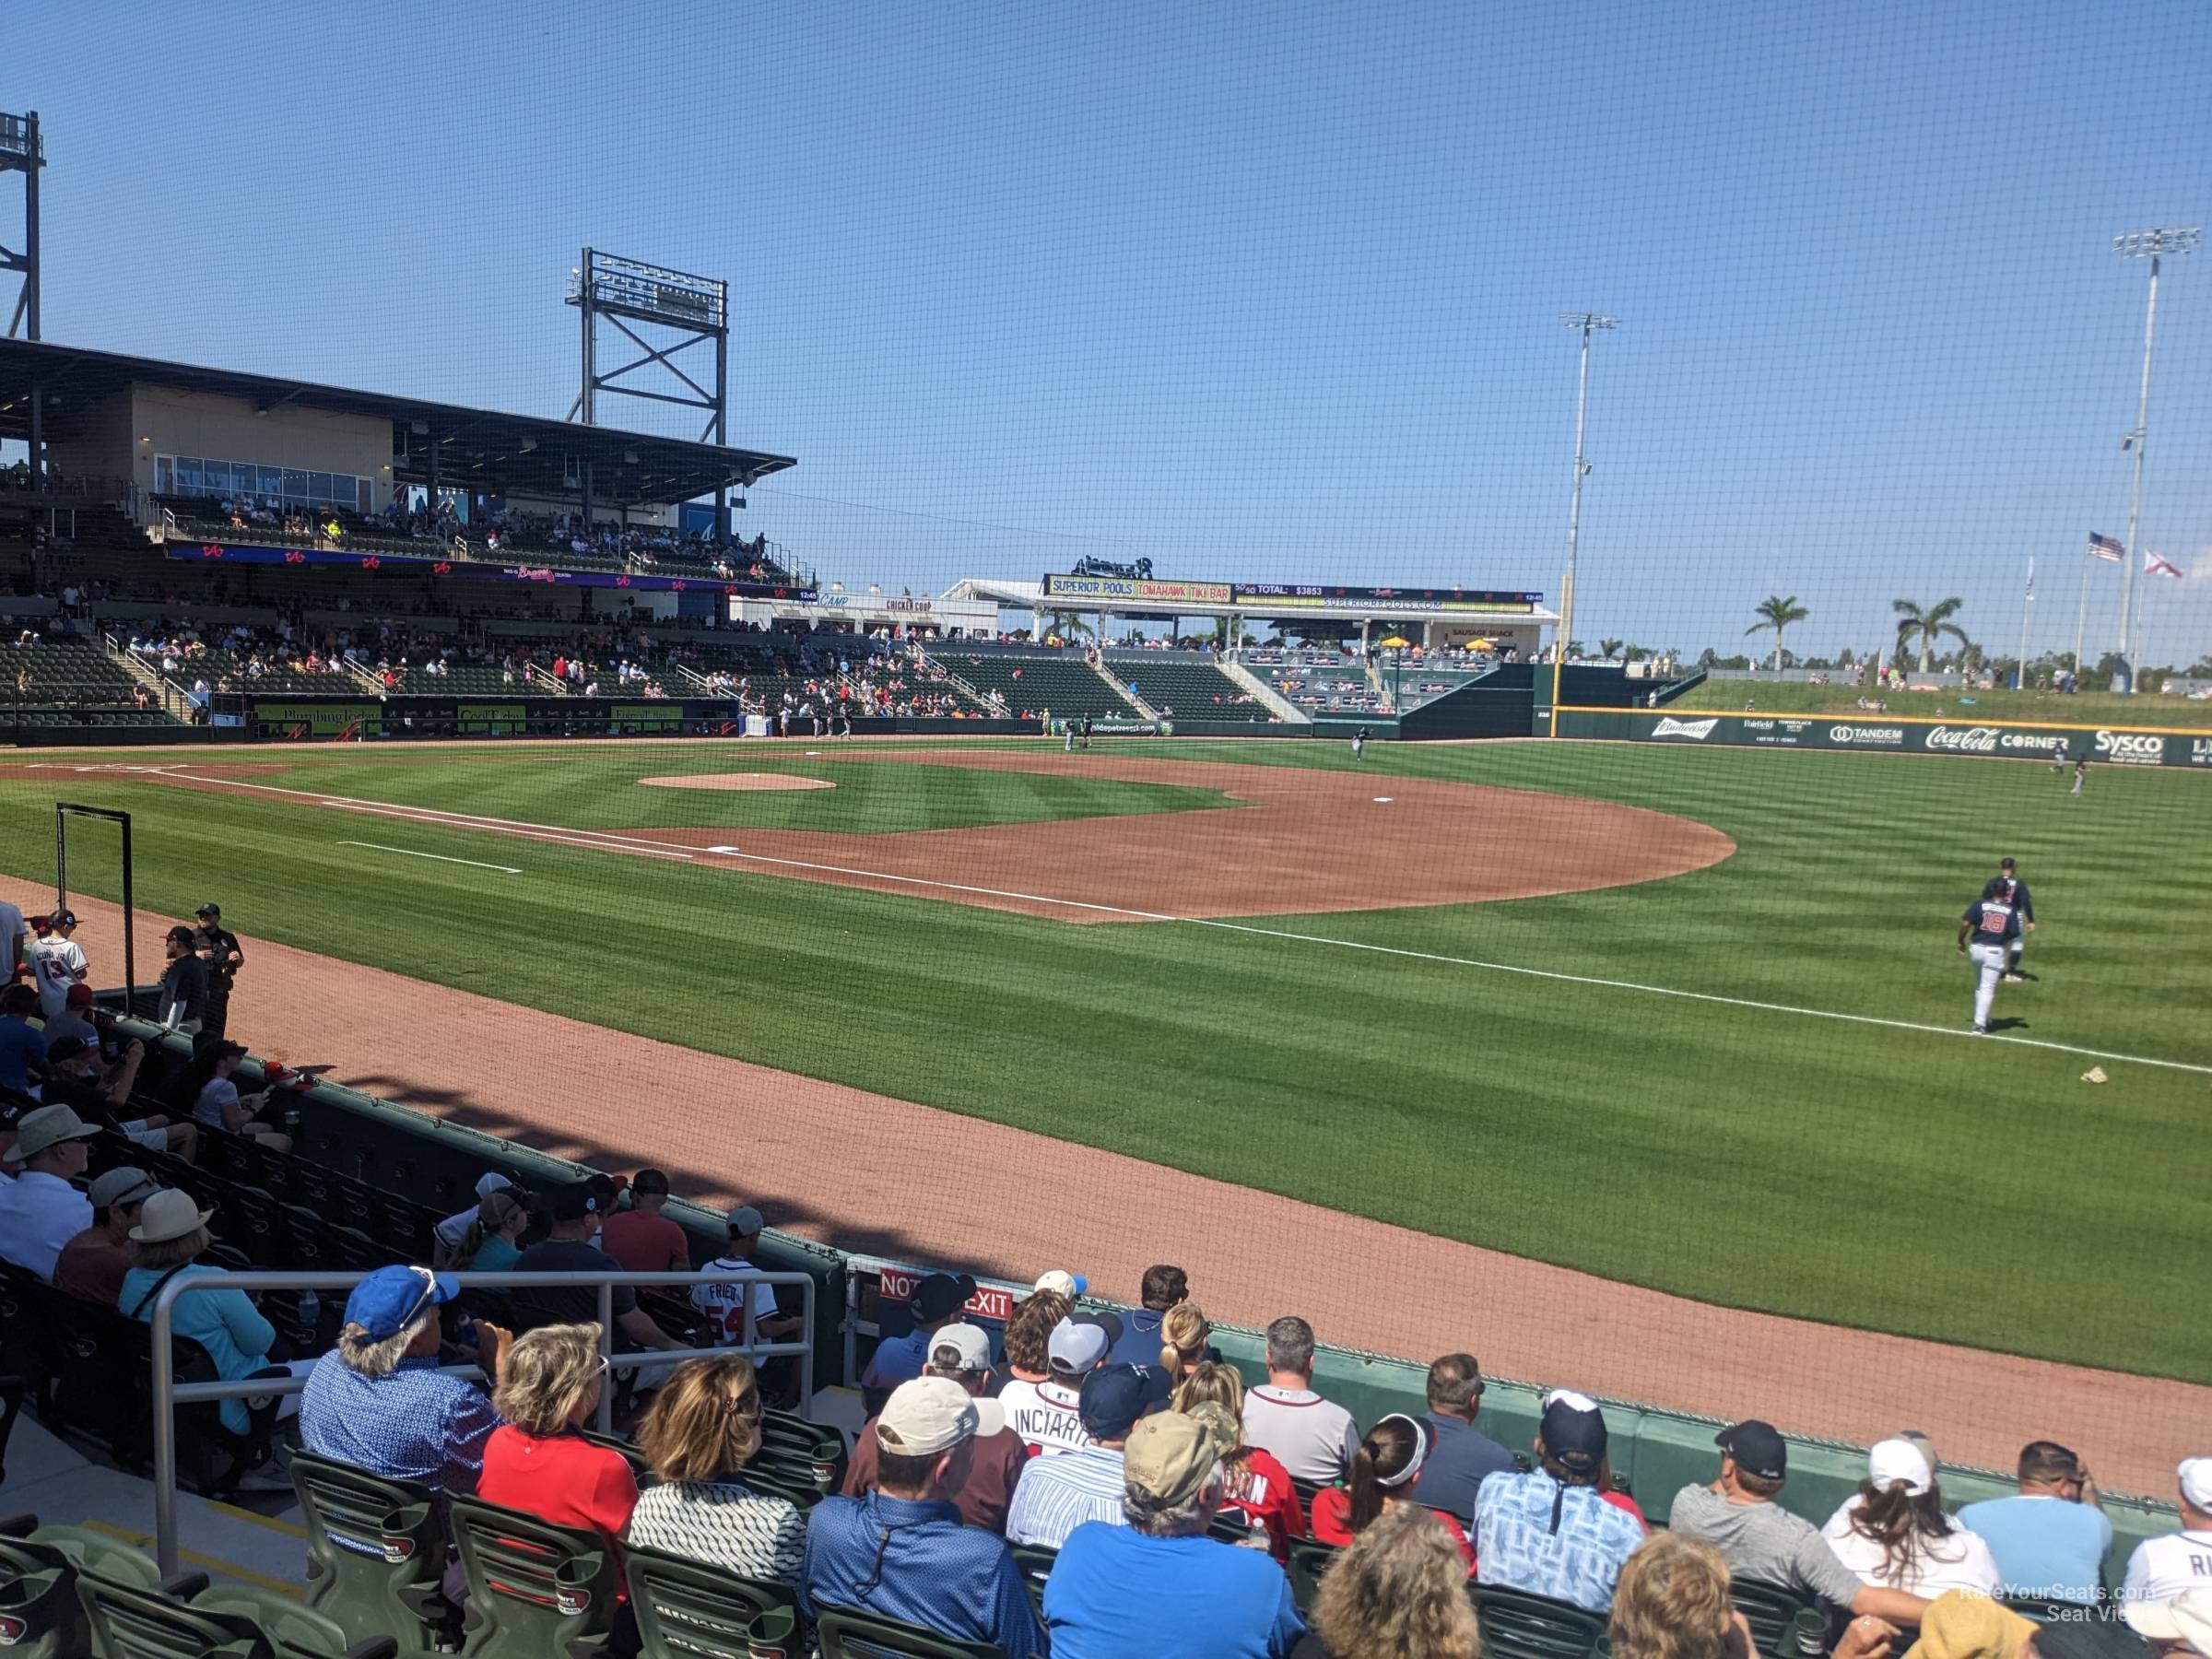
left=1556, top=708, right=2212, bottom=769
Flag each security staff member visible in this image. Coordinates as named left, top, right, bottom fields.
left=191, top=902, right=245, bottom=1041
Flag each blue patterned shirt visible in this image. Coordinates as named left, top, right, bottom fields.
left=298, top=1351, right=502, bottom=1500
left=1004, top=1446, right=1128, bottom=1550
left=801, top=1490, right=1046, bottom=1658
left=1476, top=1469, right=1645, bottom=1612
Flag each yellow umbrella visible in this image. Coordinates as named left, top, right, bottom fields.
left=1465, top=637, right=1496, bottom=650
left=1378, top=635, right=1413, bottom=649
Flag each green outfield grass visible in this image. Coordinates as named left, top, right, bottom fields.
left=2, top=736, right=2206, bottom=1381
left=1671, top=677, right=2212, bottom=728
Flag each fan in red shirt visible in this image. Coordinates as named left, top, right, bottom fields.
left=1309, top=1413, right=1476, bottom=1573
left=1171, top=1361, right=1306, bottom=1562
left=477, top=1322, right=639, bottom=1579
left=598, top=1169, right=690, bottom=1275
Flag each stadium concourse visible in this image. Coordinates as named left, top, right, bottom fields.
left=14, top=885, right=2208, bottom=1502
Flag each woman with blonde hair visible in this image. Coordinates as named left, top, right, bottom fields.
left=1606, top=1533, right=1740, bottom=1659
left=1296, top=1500, right=1482, bottom=1659
left=1157, top=1300, right=1211, bottom=1382
left=477, top=1323, right=639, bottom=1552
left=627, top=1353, right=806, bottom=1583
left=1172, top=1361, right=1306, bottom=1559
left=1311, top=1413, right=1474, bottom=1571
left=453, top=1187, right=530, bottom=1274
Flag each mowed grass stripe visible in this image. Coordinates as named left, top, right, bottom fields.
left=0, top=740, right=2205, bottom=1380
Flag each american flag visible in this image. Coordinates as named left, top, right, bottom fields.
left=2088, top=533, right=2124, bottom=562
left=2145, top=549, right=2183, bottom=579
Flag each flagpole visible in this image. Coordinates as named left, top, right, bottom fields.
left=2015, top=557, right=2034, bottom=691
left=2072, top=545, right=2090, bottom=683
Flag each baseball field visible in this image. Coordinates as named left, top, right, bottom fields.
left=2, top=735, right=2206, bottom=1391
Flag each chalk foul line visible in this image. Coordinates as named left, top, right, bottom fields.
left=336, top=841, right=522, bottom=875
left=158, top=766, right=2212, bottom=1078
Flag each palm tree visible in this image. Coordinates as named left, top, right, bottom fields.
left=1892, top=597, right=1968, bottom=674
left=1041, top=609, right=1093, bottom=644
left=1599, top=638, right=1625, bottom=660
left=1745, top=595, right=1808, bottom=672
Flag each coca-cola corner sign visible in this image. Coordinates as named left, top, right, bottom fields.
left=1568, top=711, right=2211, bottom=767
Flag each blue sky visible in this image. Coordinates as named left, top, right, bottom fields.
left=14, top=0, right=2209, bottom=665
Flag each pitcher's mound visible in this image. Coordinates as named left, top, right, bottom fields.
left=640, top=773, right=836, bottom=793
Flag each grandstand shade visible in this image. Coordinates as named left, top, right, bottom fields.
left=0, top=337, right=795, bottom=508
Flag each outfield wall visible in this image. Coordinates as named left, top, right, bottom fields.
left=1556, top=706, right=2212, bottom=768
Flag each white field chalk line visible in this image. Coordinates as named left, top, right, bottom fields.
left=153, top=767, right=2212, bottom=1077
left=337, top=841, right=521, bottom=874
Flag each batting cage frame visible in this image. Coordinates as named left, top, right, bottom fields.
left=55, top=803, right=135, bottom=1012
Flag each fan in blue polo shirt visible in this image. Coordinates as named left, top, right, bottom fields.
left=1956, top=1441, right=2113, bottom=1606
left=1045, top=1410, right=1305, bottom=1659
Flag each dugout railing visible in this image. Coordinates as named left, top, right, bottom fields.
left=145, top=1264, right=818, bottom=1579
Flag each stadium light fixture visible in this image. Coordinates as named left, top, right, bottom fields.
left=2109, top=228, right=2197, bottom=688
left=1550, top=314, right=1618, bottom=735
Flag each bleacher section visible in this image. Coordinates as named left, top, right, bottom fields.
left=931, top=650, right=1133, bottom=719
left=131, top=643, right=358, bottom=698
left=1100, top=651, right=1278, bottom=721
left=1244, top=652, right=1389, bottom=715
left=0, top=639, right=181, bottom=728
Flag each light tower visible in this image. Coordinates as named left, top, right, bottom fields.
left=2111, top=226, right=2196, bottom=688
left=0, top=110, right=40, bottom=341
left=1550, top=312, right=1617, bottom=735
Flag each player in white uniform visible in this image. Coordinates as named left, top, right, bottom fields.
left=29, top=909, right=88, bottom=1020
left=1957, top=880, right=2023, bottom=1034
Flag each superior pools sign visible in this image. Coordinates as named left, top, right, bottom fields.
left=1559, top=709, right=2212, bottom=769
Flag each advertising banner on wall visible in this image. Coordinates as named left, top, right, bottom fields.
left=1559, top=708, right=2212, bottom=768
left=173, top=541, right=817, bottom=600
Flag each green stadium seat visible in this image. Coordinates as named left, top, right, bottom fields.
left=625, top=1543, right=800, bottom=1659
left=1005, top=1542, right=1055, bottom=1611
left=1468, top=1583, right=1612, bottom=1659
left=0, top=1517, right=97, bottom=1658
left=1729, top=1576, right=1832, bottom=1658
left=813, top=1604, right=1004, bottom=1659
left=446, top=1493, right=621, bottom=1658
left=191, top=1579, right=415, bottom=1657
left=285, top=1449, right=458, bottom=1650
left=1286, top=1535, right=1343, bottom=1611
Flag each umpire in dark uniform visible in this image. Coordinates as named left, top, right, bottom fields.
left=191, top=902, right=245, bottom=1041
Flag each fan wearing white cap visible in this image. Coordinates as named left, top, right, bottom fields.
left=0, top=1104, right=100, bottom=1280
left=2123, top=1460, right=2212, bottom=1606
left=433, top=1171, right=518, bottom=1256
left=842, top=1324, right=1029, bottom=1535
left=1819, top=1438, right=2002, bottom=1598
left=797, top=1377, right=1045, bottom=1659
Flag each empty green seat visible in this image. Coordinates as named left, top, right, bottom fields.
left=447, top=1494, right=621, bottom=1658
left=1729, top=1576, right=1832, bottom=1658
left=1469, top=1583, right=1611, bottom=1659
left=287, top=1449, right=456, bottom=1649
left=626, top=1543, right=800, bottom=1659
left=813, top=1604, right=1004, bottom=1659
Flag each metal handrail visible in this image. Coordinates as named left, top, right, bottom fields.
left=148, top=1265, right=818, bottom=1577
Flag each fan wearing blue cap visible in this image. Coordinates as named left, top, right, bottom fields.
left=1474, top=1391, right=1648, bottom=1612
left=1004, top=1362, right=1173, bottom=1549
left=297, top=1264, right=511, bottom=1499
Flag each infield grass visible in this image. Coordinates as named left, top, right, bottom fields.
left=1, top=736, right=2205, bottom=1381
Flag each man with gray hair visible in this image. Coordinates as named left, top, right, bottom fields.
left=1240, top=1313, right=1359, bottom=1483
left=298, top=1264, right=510, bottom=1498
left=1043, top=1409, right=1305, bottom=1656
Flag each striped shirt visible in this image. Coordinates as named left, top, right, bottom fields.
left=628, top=1477, right=807, bottom=1585
left=1005, top=1445, right=1129, bottom=1549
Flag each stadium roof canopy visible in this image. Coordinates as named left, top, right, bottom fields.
left=943, top=574, right=1559, bottom=627
left=0, top=337, right=795, bottom=507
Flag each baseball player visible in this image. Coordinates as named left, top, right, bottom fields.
left=1078, top=712, right=1093, bottom=751
left=1981, top=858, right=2035, bottom=982
left=2071, top=759, right=2087, bottom=796
left=1352, top=725, right=1371, bottom=760
left=28, top=908, right=88, bottom=1020
left=1957, top=878, right=2023, bottom=1034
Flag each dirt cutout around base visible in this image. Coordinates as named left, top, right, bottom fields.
left=18, top=880, right=2207, bottom=1497
left=639, top=773, right=837, bottom=793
